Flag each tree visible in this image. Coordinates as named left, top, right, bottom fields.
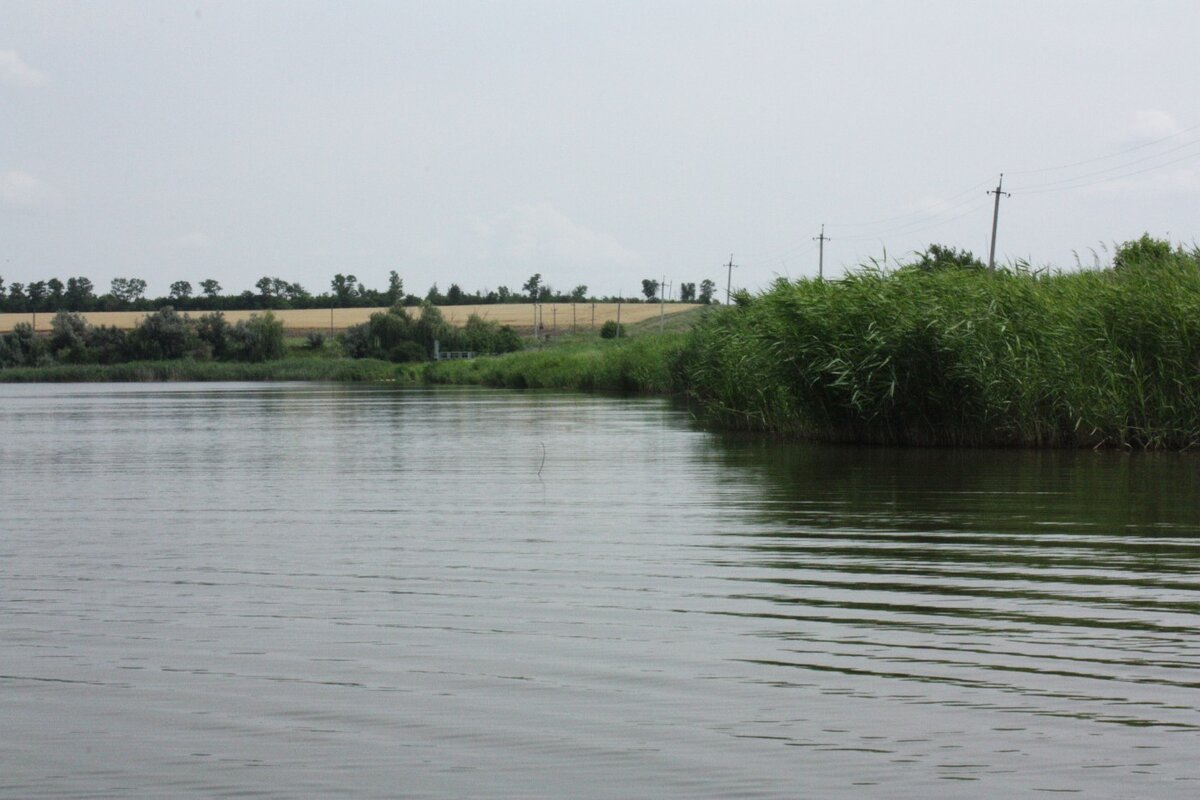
left=523, top=273, right=542, bottom=301
left=65, top=277, right=95, bottom=310
left=283, top=282, right=309, bottom=301
left=387, top=270, right=404, bottom=305
left=255, top=276, right=275, bottom=298
left=912, top=244, right=984, bottom=272
left=446, top=283, right=464, bottom=304
left=199, top=278, right=222, bottom=298
left=497, top=285, right=512, bottom=302
left=331, top=273, right=359, bottom=304
left=27, top=281, right=48, bottom=310
left=641, top=278, right=659, bottom=301
left=169, top=280, right=193, bottom=301
left=8, top=282, right=27, bottom=311
left=47, top=278, right=65, bottom=308
left=110, top=277, right=147, bottom=304
left=698, top=279, right=716, bottom=304
left=679, top=282, right=696, bottom=302
left=571, top=284, right=588, bottom=301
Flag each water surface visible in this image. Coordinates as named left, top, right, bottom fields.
left=2, top=383, right=1198, bottom=798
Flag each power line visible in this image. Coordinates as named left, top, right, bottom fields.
left=1011, top=135, right=1200, bottom=192
left=1007, top=123, right=1200, bottom=176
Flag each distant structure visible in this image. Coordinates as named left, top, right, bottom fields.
left=433, top=339, right=477, bottom=361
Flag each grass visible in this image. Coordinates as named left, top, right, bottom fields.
left=404, top=332, right=689, bottom=394
left=0, top=357, right=398, bottom=383
left=678, top=241, right=1200, bottom=449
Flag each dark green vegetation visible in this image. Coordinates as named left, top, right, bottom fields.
left=340, top=304, right=522, bottom=363
left=681, top=236, right=1200, bottom=449
left=0, top=307, right=285, bottom=369
left=0, top=269, right=715, bottom=313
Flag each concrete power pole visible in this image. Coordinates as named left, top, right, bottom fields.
left=725, top=254, right=737, bottom=305
left=813, top=224, right=830, bottom=280
left=987, top=174, right=1011, bottom=272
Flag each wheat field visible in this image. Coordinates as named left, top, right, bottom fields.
left=1, top=303, right=700, bottom=334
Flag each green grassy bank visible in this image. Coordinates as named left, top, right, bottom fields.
left=405, top=332, right=687, bottom=394
left=679, top=240, right=1200, bottom=449
left=0, top=357, right=397, bottom=383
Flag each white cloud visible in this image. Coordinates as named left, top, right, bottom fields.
left=176, top=231, right=211, bottom=249
left=0, top=170, right=61, bottom=209
left=471, top=202, right=638, bottom=269
left=1129, top=109, right=1183, bottom=141
left=0, top=50, right=46, bottom=88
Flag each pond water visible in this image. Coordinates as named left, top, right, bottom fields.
left=2, top=383, right=1198, bottom=798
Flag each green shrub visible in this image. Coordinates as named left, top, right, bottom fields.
left=599, top=320, right=625, bottom=339
left=229, top=311, right=285, bottom=362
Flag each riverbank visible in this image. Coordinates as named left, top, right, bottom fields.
left=405, top=332, right=688, bottom=394
left=6, top=237, right=1199, bottom=450
left=0, top=357, right=397, bottom=383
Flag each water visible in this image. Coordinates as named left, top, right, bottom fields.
left=2, top=383, right=1198, bottom=798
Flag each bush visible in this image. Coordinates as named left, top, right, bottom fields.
left=49, top=311, right=91, bottom=363
left=195, top=312, right=231, bottom=359
left=306, top=330, right=326, bottom=349
left=85, top=325, right=130, bottom=364
left=0, top=323, right=47, bottom=367
left=228, top=312, right=285, bottom=362
left=129, top=307, right=201, bottom=360
left=599, top=320, right=625, bottom=339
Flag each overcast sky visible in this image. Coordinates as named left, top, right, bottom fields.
left=2, top=0, right=1198, bottom=299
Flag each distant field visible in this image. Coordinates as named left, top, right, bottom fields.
left=0, top=303, right=701, bottom=334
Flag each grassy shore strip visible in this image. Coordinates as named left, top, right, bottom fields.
left=403, top=333, right=688, bottom=394
left=679, top=246, right=1200, bottom=449
left=0, top=357, right=397, bottom=383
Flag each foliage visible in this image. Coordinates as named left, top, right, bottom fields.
left=599, top=320, right=625, bottom=339
left=228, top=311, right=285, bottom=362
left=698, top=279, right=716, bottom=304
left=339, top=304, right=522, bottom=363
left=679, top=237, right=1200, bottom=449
left=411, top=333, right=687, bottom=394
left=909, top=243, right=986, bottom=272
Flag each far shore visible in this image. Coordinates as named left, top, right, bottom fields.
left=0, top=302, right=701, bottom=335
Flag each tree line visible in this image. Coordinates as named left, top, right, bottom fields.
left=0, top=301, right=524, bottom=371
left=0, top=271, right=719, bottom=314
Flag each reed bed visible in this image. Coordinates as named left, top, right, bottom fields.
left=679, top=242, right=1200, bottom=449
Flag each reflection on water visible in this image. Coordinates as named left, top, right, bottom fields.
left=1, top=383, right=1198, bottom=798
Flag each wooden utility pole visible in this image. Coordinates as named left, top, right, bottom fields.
left=813, top=224, right=830, bottom=280
left=725, top=254, right=737, bottom=305
left=659, top=273, right=666, bottom=332
left=987, top=174, right=1011, bottom=272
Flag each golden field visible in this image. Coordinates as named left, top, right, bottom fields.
left=0, top=303, right=701, bottom=334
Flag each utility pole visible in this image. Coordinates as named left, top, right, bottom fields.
left=725, top=254, right=737, bottom=305
left=813, top=224, right=830, bottom=280
left=987, top=174, right=1011, bottom=272
left=659, top=273, right=666, bottom=332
